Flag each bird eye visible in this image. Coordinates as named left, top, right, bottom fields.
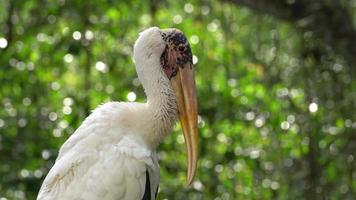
left=178, top=45, right=185, bottom=52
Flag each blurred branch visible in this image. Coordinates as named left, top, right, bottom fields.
left=223, top=0, right=307, bottom=21
left=224, top=0, right=356, bottom=73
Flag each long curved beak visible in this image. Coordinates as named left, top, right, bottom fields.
left=170, top=62, right=198, bottom=185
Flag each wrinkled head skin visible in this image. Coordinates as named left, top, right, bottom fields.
left=159, top=29, right=193, bottom=79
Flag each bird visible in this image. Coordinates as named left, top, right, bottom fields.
left=37, top=27, right=198, bottom=200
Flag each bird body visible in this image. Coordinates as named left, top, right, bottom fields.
left=38, top=102, right=161, bottom=200
left=37, top=27, right=197, bottom=200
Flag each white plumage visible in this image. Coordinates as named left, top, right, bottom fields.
left=37, top=27, right=198, bottom=200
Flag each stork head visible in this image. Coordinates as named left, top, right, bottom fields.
left=133, top=27, right=198, bottom=185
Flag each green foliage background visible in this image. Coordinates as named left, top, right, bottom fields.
left=0, top=0, right=355, bottom=199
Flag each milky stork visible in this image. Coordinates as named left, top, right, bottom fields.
left=37, top=27, right=198, bottom=200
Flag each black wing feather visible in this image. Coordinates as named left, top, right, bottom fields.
left=142, top=170, right=151, bottom=200
left=155, top=185, right=159, bottom=199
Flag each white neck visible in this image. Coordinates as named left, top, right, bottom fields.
left=146, top=77, right=178, bottom=145
left=135, top=54, right=178, bottom=148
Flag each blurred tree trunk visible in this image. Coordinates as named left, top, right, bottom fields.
left=225, top=0, right=356, bottom=75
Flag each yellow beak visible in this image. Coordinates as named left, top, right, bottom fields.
left=170, top=62, right=198, bottom=185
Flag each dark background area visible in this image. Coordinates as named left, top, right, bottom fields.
left=0, top=0, right=355, bottom=199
